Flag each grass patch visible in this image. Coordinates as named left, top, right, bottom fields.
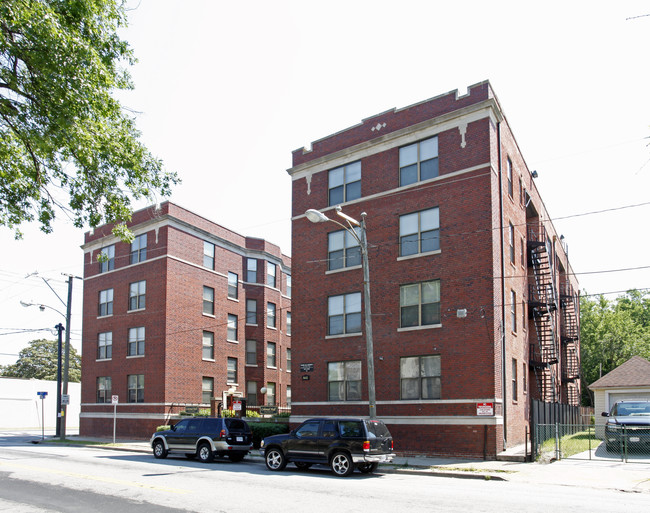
left=539, top=429, right=594, bottom=458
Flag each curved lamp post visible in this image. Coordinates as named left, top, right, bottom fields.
left=305, top=207, right=376, bottom=419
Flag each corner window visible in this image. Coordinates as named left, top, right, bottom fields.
left=267, top=342, right=277, bottom=368
left=227, top=314, right=238, bottom=341
left=287, top=386, right=291, bottom=407
left=328, top=361, right=362, bottom=401
left=286, top=348, right=292, bottom=372
left=246, top=299, right=257, bottom=324
left=400, top=280, right=441, bottom=328
left=227, top=358, right=238, bottom=384
left=97, top=332, right=112, bottom=360
left=247, top=381, right=257, bottom=406
left=286, top=274, right=291, bottom=298
left=130, top=234, right=147, bottom=264
left=128, top=327, right=145, bottom=356
left=267, top=302, right=276, bottom=328
left=247, top=258, right=257, bottom=283
left=246, top=340, right=257, bottom=365
left=96, top=376, right=112, bottom=403
left=127, top=374, right=144, bottom=403
left=265, top=382, right=276, bottom=405
left=128, top=280, right=146, bottom=311
left=400, top=355, right=441, bottom=399
left=399, top=207, right=440, bottom=257
left=99, top=245, right=115, bottom=273
left=202, top=331, right=214, bottom=360
left=203, top=241, right=215, bottom=269
left=328, top=228, right=361, bottom=270
left=399, top=136, right=438, bottom=186
left=203, top=286, right=214, bottom=315
left=267, top=262, right=277, bottom=288
left=98, top=289, right=113, bottom=317
left=228, top=272, right=238, bottom=299
left=202, top=377, right=214, bottom=404
left=286, top=311, right=291, bottom=336
left=328, top=292, right=361, bottom=335
left=328, top=161, right=361, bottom=206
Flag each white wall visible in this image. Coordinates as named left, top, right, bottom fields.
left=0, top=377, right=80, bottom=430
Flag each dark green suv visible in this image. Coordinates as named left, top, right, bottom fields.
left=260, top=417, right=394, bottom=477
left=150, top=417, right=253, bottom=463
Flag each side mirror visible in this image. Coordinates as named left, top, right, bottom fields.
left=601, top=412, right=609, bottom=417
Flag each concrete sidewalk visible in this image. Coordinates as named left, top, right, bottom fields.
left=36, top=435, right=650, bottom=494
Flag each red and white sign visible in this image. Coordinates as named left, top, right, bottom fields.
left=232, top=400, right=242, bottom=411
left=111, top=395, right=119, bottom=405
left=476, top=402, right=494, bottom=416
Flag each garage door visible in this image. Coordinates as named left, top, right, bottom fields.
left=607, top=391, right=650, bottom=411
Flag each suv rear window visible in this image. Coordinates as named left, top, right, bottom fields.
left=366, top=420, right=390, bottom=438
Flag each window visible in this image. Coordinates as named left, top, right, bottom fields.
left=400, top=280, right=441, bottom=328
left=267, top=262, right=277, bottom=288
left=520, top=238, right=525, bottom=267
left=267, top=302, right=276, bottom=328
left=128, top=280, right=146, bottom=311
left=399, top=207, right=440, bottom=257
left=286, top=311, right=291, bottom=336
left=227, top=314, right=238, bottom=341
left=328, top=161, right=361, bottom=206
left=267, top=342, right=277, bottom=368
left=203, top=241, right=215, bottom=269
left=400, top=136, right=438, bottom=186
left=98, top=288, right=113, bottom=316
left=99, top=245, right=115, bottom=273
left=202, top=331, right=214, bottom=360
left=247, top=258, right=257, bottom=282
left=247, top=381, right=257, bottom=406
left=509, top=223, right=515, bottom=264
left=130, top=234, right=147, bottom=264
left=523, top=363, right=527, bottom=393
left=227, top=358, right=237, bottom=383
left=328, top=228, right=361, bottom=270
left=266, top=382, right=276, bottom=405
left=328, top=292, right=361, bottom=335
left=228, top=272, right=238, bottom=299
left=287, top=386, right=291, bottom=407
left=246, top=299, right=257, bottom=324
left=522, top=300, right=527, bottom=331
left=286, top=274, right=291, bottom=298
left=97, top=332, right=112, bottom=360
left=328, top=361, right=362, bottom=401
left=510, top=290, right=517, bottom=333
left=246, top=340, right=257, bottom=365
left=127, top=374, right=144, bottom=403
left=202, top=377, right=214, bottom=404
left=400, top=355, right=441, bottom=399
left=286, top=348, right=292, bottom=372
left=512, top=358, right=518, bottom=401
left=128, top=327, right=145, bottom=356
left=203, top=286, right=214, bottom=315
left=507, top=157, right=513, bottom=197
left=96, top=376, right=111, bottom=403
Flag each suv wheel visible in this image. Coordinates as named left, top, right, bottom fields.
left=265, top=448, right=287, bottom=471
left=330, top=452, right=354, bottom=477
left=197, top=443, right=214, bottom=463
left=357, top=462, right=378, bottom=474
left=152, top=440, right=168, bottom=459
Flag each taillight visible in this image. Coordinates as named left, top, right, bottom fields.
left=390, top=440, right=394, bottom=450
left=220, top=429, right=226, bottom=439
left=363, top=441, right=370, bottom=451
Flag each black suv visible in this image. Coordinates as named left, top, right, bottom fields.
left=260, top=417, right=394, bottom=477
left=150, top=417, right=253, bottom=462
left=602, top=400, right=650, bottom=452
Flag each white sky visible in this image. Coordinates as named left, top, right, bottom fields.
left=1, top=0, right=649, bottom=365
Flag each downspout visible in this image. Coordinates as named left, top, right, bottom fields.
left=497, top=121, right=508, bottom=448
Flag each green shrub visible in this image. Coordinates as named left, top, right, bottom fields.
left=156, top=425, right=171, bottom=432
left=273, top=411, right=291, bottom=418
left=250, top=422, right=290, bottom=449
left=245, top=410, right=261, bottom=418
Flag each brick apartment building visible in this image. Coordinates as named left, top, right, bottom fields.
left=288, top=81, right=580, bottom=458
left=80, top=202, right=291, bottom=437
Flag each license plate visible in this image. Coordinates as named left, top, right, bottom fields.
left=236, top=436, right=243, bottom=442
left=629, top=437, right=640, bottom=442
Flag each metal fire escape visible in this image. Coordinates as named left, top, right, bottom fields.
left=560, top=282, right=580, bottom=405
left=528, top=225, right=559, bottom=402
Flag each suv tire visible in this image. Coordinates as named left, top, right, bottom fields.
left=357, top=462, right=378, bottom=474
left=197, top=442, right=214, bottom=463
left=152, top=440, right=168, bottom=459
left=330, top=452, right=354, bottom=477
left=265, top=448, right=287, bottom=471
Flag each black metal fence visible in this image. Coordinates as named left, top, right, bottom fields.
left=530, top=400, right=593, bottom=460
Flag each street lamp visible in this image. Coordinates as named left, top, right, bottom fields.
left=305, top=206, right=377, bottom=419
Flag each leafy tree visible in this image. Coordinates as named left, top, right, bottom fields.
left=0, top=338, right=81, bottom=382
left=0, top=0, right=178, bottom=240
left=580, top=290, right=650, bottom=405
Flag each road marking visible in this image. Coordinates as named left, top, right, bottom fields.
left=0, top=461, right=190, bottom=495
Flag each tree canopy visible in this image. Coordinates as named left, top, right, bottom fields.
left=580, top=289, right=650, bottom=405
left=0, top=0, right=178, bottom=239
left=0, top=338, right=81, bottom=382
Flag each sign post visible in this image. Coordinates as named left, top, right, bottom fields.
left=37, top=391, right=48, bottom=440
left=111, top=395, right=119, bottom=444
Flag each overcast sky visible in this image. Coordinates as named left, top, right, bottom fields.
left=1, top=0, right=649, bottom=365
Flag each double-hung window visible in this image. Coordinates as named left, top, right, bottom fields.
left=266, top=382, right=276, bottom=405
left=202, top=377, right=214, bottom=403
left=399, top=207, right=440, bottom=256
left=227, top=358, right=238, bottom=383
left=400, top=355, right=441, bottom=399
left=202, top=331, right=214, bottom=360
left=97, top=332, right=112, bottom=360
left=228, top=272, right=238, bottom=299
left=328, top=361, right=362, bottom=401
left=246, top=299, right=257, bottom=324
left=511, top=290, right=517, bottom=333
left=227, top=314, right=238, bottom=341
left=328, top=228, right=361, bottom=270
left=267, top=302, right=276, bottom=328
left=246, top=340, right=257, bottom=365
left=286, top=312, right=291, bottom=336
left=128, top=327, right=145, bottom=356
left=267, top=342, right=277, bottom=368
left=203, top=286, right=214, bottom=315
left=328, top=292, right=361, bottom=335
left=267, top=262, right=277, bottom=288
left=129, top=280, right=146, bottom=310
left=98, top=289, right=113, bottom=317
left=286, top=274, right=291, bottom=298
left=400, top=280, right=441, bottom=328
left=512, top=358, right=518, bottom=401
left=203, top=241, right=215, bottom=269
left=509, top=223, right=515, bottom=264
left=287, top=348, right=292, bottom=372
left=127, top=374, right=144, bottom=403
left=97, top=377, right=111, bottom=403
left=130, top=234, right=147, bottom=264
left=247, top=258, right=257, bottom=282
left=99, top=245, right=115, bottom=273
left=399, top=136, right=438, bottom=186
left=507, top=157, right=513, bottom=197
left=246, top=381, right=257, bottom=406
left=328, top=161, right=361, bottom=206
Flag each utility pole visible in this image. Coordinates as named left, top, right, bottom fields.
left=61, top=274, right=74, bottom=440
left=55, top=323, right=64, bottom=438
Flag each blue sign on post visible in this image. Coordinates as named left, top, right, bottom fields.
left=37, top=391, right=48, bottom=398
left=37, top=391, right=47, bottom=440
